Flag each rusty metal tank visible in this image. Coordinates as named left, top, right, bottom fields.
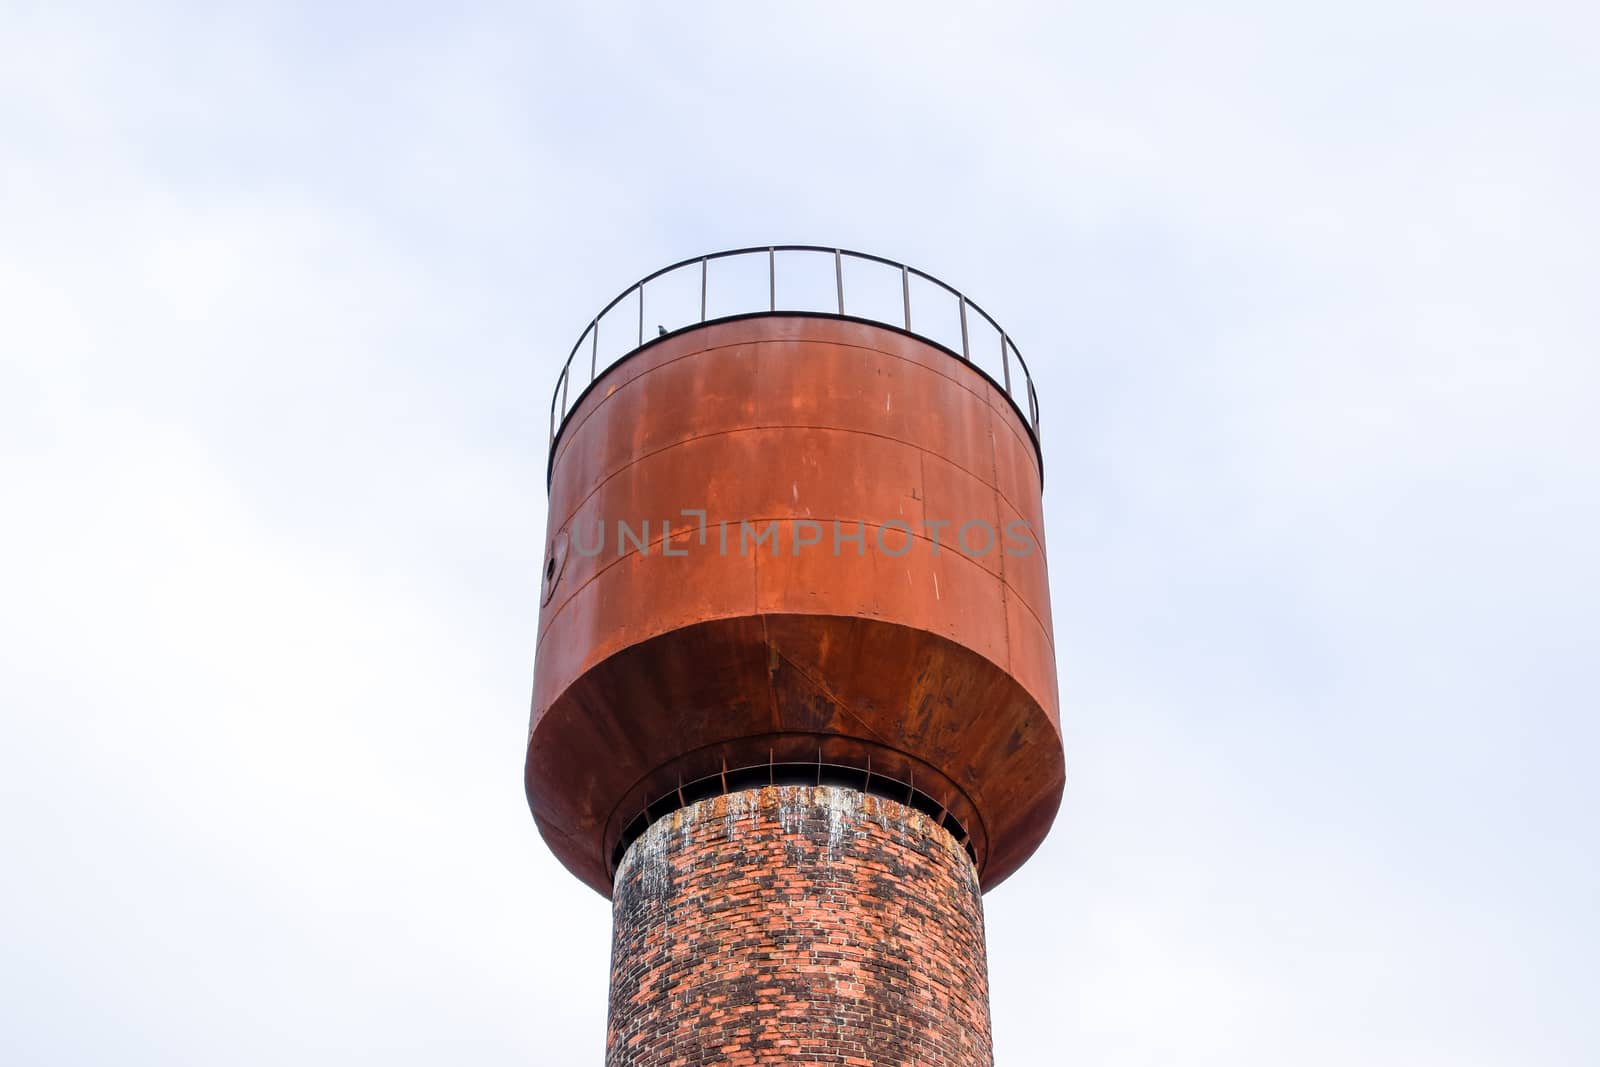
left=527, top=247, right=1063, bottom=896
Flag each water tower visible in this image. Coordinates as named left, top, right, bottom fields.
left=528, top=247, right=1062, bottom=1066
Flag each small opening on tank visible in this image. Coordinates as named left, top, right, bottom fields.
left=544, top=558, right=556, bottom=582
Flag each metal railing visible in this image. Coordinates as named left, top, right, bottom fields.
left=609, top=754, right=977, bottom=875
left=548, top=245, right=1041, bottom=464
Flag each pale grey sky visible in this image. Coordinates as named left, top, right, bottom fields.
left=3, top=2, right=1597, bottom=1064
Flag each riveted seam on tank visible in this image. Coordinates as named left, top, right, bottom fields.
left=533, top=512, right=1055, bottom=673
left=548, top=322, right=1038, bottom=533
left=546, top=421, right=1031, bottom=561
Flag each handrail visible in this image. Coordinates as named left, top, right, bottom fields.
left=548, top=246, right=1041, bottom=477
left=608, top=755, right=978, bottom=876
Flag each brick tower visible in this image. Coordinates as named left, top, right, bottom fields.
left=528, top=247, right=1062, bottom=1066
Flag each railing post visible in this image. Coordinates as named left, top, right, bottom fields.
left=768, top=247, right=776, bottom=311
left=901, top=265, right=910, bottom=330
left=835, top=249, right=844, bottom=314
left=590, top=320, right=599, bottom=382
left=637, top=283, right=644, bottom=348
left=700, top=257, right=707, bottom=322
left=959, top=295, right=970, bottom=361
left=1000, top=332, right=1012, bottom=394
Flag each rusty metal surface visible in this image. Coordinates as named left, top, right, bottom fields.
left=527, top=316, right=1063, bottom=896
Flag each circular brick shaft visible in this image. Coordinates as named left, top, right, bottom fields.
left=607, top=785, right=993, bottom=1067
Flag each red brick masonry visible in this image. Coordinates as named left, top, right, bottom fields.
left=607, top=785, right=993, bottom=1067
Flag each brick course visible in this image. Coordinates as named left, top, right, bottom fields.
left=607, top=785, right=992, bottom=1067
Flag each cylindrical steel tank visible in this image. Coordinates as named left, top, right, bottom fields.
left=528, top=296, right=1062, bottom=898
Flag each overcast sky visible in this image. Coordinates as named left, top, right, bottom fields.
left=3, top=2, right=1597, bottom=1064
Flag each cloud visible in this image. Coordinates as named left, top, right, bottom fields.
left=3, top=2, right=1596, bottom=1063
